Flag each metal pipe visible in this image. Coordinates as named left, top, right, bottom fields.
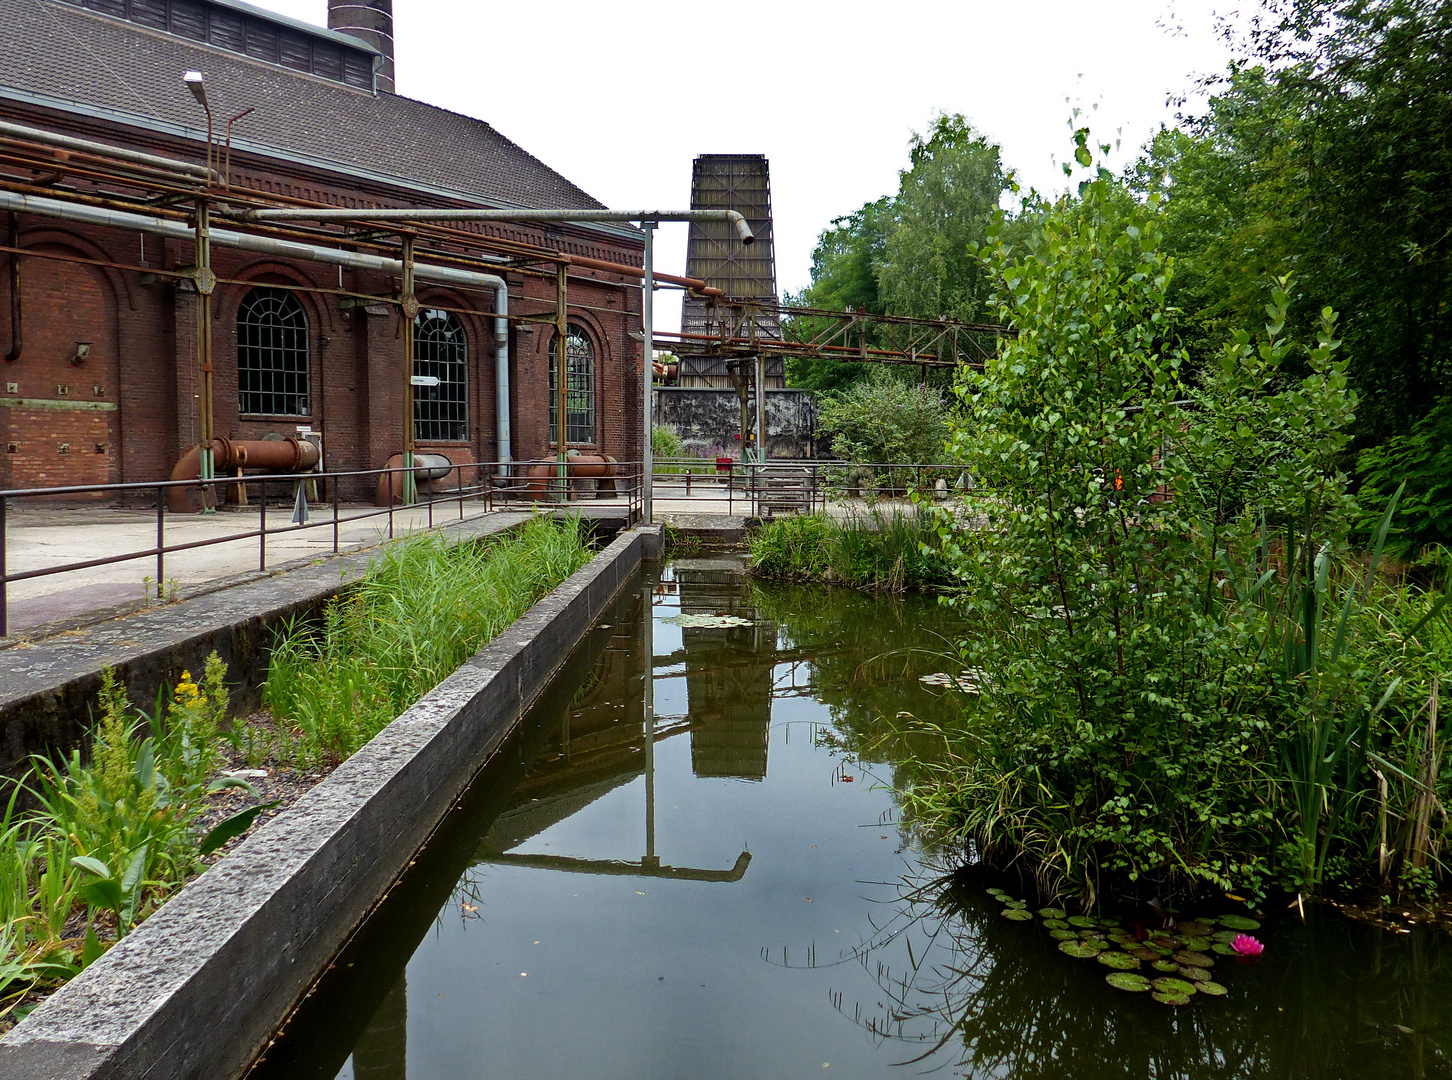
left=555, top=263, right=568, bottom=498
left=4, top=212, right=18, bottom=364
left=642, top=222, right=655, bottom=523
left=400, top=234, right=417, bottom=505
left=0, top=119, right=211, bottom=180
left=222, top=107, right=255, bottom=191
left=232, top=206, right=757, bottom=245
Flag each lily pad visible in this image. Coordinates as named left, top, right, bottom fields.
left=1100, top=917, right=1122, bottom=928
left=1174, top=950, right=1214, bottom=968
left=1002, top=908, right=1034, bottom=921
left=1108, top=931, right=1136, bottom=945
left=1097, top=951, right=1141, bottom=970
left=1078, top=930, right=1105, bottom=940
left=1038, top=907, right=1067, bottom=920
left=1129, top=948, right=1160, bottom=962
left=1152, top=960, right=1180, bottom=973
left=1059, top=940, right=1107, bottom=958
left=664, top=613, right=753, bottom=628
left=1106, top=971, right=1152, bottom=992
left=1211, top=943, right=1237, bottom=956
left=1178, top=966, right=1211, bottom=982
left=1212, top=930, right=1240, bottom=944
left=1042, top=919, right=1070, bottom=930
left=1178, top=921, right=1212, bottom=936
left=1182, top=937, right=1212, bottom=952
left=1004, top=900, right=1028, bottom=910
left=1049, top=928, right=1079, bottom=941
left=1196, top=980, right=1229, bottom=996
left=1218, top=914, right=1261, bottom=931
left=1151, top=977, right=1198, bottom=997
left=1152, top=991, right=1192, bottom=1006
left=1067, top=915, right=1099, bottom=928
left=985, top=887, right=1008, bottom=898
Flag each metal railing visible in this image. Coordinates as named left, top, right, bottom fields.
left=0, top=460, right=643, bottom=637
left=648, top=458, right=967, bottom=517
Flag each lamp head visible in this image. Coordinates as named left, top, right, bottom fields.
left=183, top=71, right=207, bottom=108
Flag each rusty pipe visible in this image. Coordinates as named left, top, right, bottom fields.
left=168, top=437, right=320, bottom=512
left=566, top=253, right=721, bottom=297
left=4, top=211, right=18, bottom=364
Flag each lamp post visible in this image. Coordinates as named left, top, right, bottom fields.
left=182, top=72, right=217, bottom=499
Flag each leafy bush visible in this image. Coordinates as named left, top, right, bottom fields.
left=748, top=509, right=952, bottom=592
left=901, top=132, right=1451, bottom=906
left=266, top=517, right=591, bottom=765
left=651, top=423, right=684, bottom=459
left=1357, top=396, right=1452, bottom=557
left=817, top=372, right=951, bottom=465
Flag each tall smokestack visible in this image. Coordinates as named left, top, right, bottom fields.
left=328, top=1, right=395, bottom=94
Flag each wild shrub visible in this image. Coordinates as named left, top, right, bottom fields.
left=748, top=508, right=951, bottom=592
left=905, top=131, right=1450, bottom=906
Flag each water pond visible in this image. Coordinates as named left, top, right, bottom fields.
left=249, top=557, right=1452, bottom=1080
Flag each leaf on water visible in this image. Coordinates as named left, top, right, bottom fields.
left=1152, top=991, right=1192, bottom=1006
left=1151, top=977, right=1198, bottom=996
left=1105, top=971, right=1151, bottom=992
left=1178, top=966, right=1211, bottom=982
left=1049, top=929, right=1079, bottom=940
left=1059, top=940, right=1106, bottom=958
left=1097, top=951, right=1140, bottom=970
left=1174, top=950, right=1214, bottom=969
left=1182, top=937, right=1213, bottom=951
left=665, top=613, right=753, bottom=628
left=1002, top=908, right=1033, bottom=921
left=1178, top=921, right=1213, bottom=936
left=1152, top=960, right=1180, bottom=972
left=1042, top=919, right=1071, bottom=930
left=1038, top=907, right=1067, bottom=920
left=1218, top=915, right=1261, bottom=930
left=1211, top=943, right=1238, bottom=955
left=1197, top=981, right=1229, bottom=996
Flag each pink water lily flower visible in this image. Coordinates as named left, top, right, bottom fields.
left=1231, top=933, right=1264, bottom=956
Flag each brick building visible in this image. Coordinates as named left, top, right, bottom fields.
left=0, top=0, right=645, bottom=495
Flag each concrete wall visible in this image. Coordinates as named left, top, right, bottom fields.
left=653, top=385, right=822, bottom=459
left=0, top=523, right=660, bottom=1080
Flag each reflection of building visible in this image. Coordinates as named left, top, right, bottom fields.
left=351, top=972, right=406, bottom=1080
left=675, top=564, right=775, bottom=781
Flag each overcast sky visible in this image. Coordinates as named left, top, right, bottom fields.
left=256, top=1, right=1240, bottom=328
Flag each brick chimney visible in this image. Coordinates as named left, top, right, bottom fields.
left=328, top=1, right=395, bottom=93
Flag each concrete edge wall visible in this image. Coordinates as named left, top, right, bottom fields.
left=0, top=522, right=662, bottom=1080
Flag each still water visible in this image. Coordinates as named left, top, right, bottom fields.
left=251, top=557, right=1452, bottom=1080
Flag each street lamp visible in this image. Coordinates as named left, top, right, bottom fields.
left=182, top=71, right=213, bottom=181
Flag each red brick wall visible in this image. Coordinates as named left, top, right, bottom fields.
left=0, top=104, right=646, bottom=495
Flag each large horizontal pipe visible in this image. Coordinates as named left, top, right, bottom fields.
left=232, top=206, right=757, bottom=245
left=0, top=118, right=211, bottom=180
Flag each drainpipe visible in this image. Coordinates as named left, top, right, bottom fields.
left=4, top=212, right=18, bottom=364
left=0, top=189, right=512, bottom=470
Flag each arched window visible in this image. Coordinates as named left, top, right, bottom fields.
left=549, top=323, right=595, bottom=445
left=237, top=287, right=309, bottom=416
left=414, top=309, right=468, bottom=442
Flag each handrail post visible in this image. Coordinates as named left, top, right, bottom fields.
left=332, top=473, right=340, bottom=554
left=156, top=485, right=165, bottom=595
left=258, top=476, right=266, bottom=571
left=388, top=471, right=394, bottom=539
left=1, top=494, right=7, bottom=637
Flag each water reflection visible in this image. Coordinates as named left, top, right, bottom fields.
left=252, top=559, right=1452, bottom=1080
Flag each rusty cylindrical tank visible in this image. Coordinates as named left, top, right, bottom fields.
left=168, top=436, right=320, bottom=512
left=519, top=454, right=618, bottom=500
left=374, top=453, right=455, bottom=506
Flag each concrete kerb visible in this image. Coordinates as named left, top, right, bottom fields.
left=0, top=522, right=663, bottom=1080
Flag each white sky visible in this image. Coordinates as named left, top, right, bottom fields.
left=255, top=0, right=1240, bottom=328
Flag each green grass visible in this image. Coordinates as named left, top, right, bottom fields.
left=747, top=508, right=953, bottom=593
left=265, top=516, right=592, bottom=765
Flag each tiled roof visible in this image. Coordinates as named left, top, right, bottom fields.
left=0, top=0, right=608, bottom=212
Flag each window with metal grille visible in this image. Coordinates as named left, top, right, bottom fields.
left=549, top=324, right=596, bottom=445
left=414, top=309, right=468, bottom=442
left=237, top=287, right=309, bottom=417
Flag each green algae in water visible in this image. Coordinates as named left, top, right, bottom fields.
left=1106, top=972, right=1152, bottom=992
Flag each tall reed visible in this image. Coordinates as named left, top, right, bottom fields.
left=748, top=508, right=952, bottom=592
left=265, top=516, right=591, bottom=765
